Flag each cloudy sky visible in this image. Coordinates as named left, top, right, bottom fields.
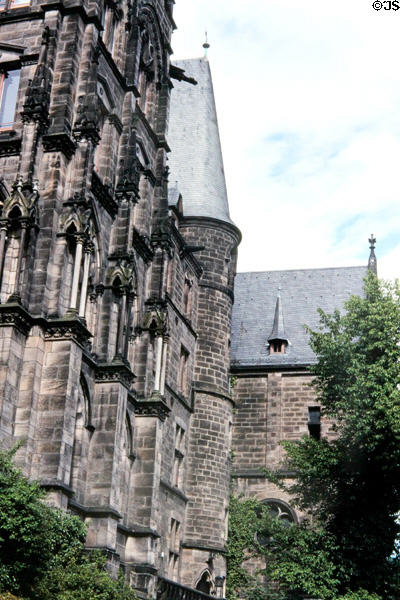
left=170, top=0, right=400, bottom=279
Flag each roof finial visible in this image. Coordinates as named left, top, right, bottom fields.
left=368, top=233, right=377, bottom=275
left=203, top=31, right=210, bottom=56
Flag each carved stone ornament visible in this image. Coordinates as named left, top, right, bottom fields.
left=44, top=317, right=92, bottom=346
left=0, top=132, right=21, bottom=157
left=1, top=175, right=39, bottom=224
left=140, top=301, right=168, bottom=336
left=60, top=196, right=96, bottom=237
left=133, top=394, right=170, bottom=422
left=42, top=132, right=77, bottom=160
left=95, top=361, right=136, bottom=388
left=108, top=254, right=137, bottom=291
left=0, top=301, right=35, bottom=336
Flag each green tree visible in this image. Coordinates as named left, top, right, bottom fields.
left=0, top=447, right=136, bottom=600
left=227, top=274, right=400, bottom=600
left=283, top=273, right=400, bottom=597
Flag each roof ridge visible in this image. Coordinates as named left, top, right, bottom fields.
left=237, top=265, right=367, bottom=276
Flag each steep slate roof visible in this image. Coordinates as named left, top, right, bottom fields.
left=168, top=57, right=234, bottom=225
left=231, top=266, right=367, bottom=368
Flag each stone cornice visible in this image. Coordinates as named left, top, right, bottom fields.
left=40, top=479, right=74, bottom=497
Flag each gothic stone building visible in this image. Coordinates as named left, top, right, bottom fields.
left=0, top=0, right=371, bottom=596
left=0, top=0, right=241, bottom=596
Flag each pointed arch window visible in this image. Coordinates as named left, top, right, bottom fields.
left=0, top=205, right=31, bottom=303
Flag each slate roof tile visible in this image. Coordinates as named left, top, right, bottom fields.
left=231, top=266, right=367, bottom=368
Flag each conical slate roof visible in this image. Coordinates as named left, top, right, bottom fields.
left=168, top=57, right=234, bottom=225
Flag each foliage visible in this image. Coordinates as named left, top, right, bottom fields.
left=336, top=591, right=382, bottom=600
left=0, top=447, right=136, bottom=600
left=0, top=446, right=62, bottom=596
left=32, top=550, right=137, bottom=600
left=227, top=274, right=400, bottom=600
left=226, top=494, right=339, bottom=600
left=282, top=274, right=400, bottom=597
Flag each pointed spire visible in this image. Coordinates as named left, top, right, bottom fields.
left=368, top=234, right=377, bottom=275
left=268, top=287, right=288, bottom=343
left=203, top=31, right=210, bottom=57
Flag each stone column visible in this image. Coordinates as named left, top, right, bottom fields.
left=0, top=223, right=8, bottom=286
left=13, top=222, right=28, bottom=298
left=153, top=335, right=163, bottom=392
left=116, top=289, right=127, bottom=358
left=159, top=336, right=168, bottom=396
left=69, top=234, right=84, bottom=310
left=78, top=245, right=91, bottom=317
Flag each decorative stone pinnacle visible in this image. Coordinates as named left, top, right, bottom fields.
left=203, top=31, right=210, bottom=56
left=368, top=234, right=377, bottom=275
left=369, top=234, right=376, bottom=250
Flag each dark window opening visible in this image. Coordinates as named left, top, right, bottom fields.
left=308, top=406, right=321, bottom=440
left=269, top=340, right=285, bottom=354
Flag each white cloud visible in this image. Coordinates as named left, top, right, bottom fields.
left=171, top=0, right=400, bottom=279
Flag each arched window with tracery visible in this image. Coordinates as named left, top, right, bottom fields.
left=58, top=205, right=97, bottom=319
left=0, top=196, right=38, bottom=304
left=256, top=499, right=297, bottom=546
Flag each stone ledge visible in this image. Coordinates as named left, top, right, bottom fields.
left=69, top=499, right=122, bottom=520
left=181, top=542, right=226, bottom=555
left=117, top=523, right=160, bottom=538
left=159, top=478, right=189, bottom=503
left=41, top=478, right=74, bottom=497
